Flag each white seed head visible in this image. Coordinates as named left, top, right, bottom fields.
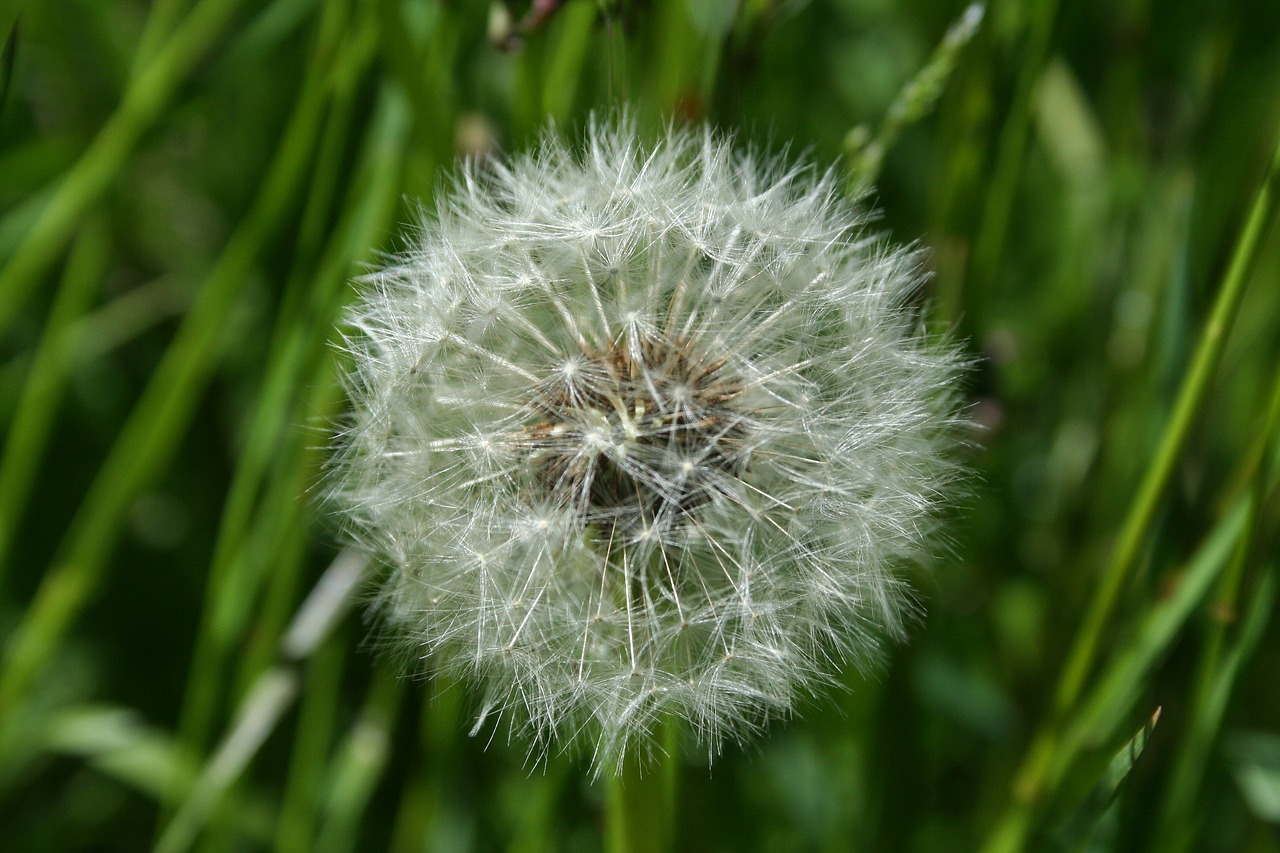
left=329, top=117, right=966, bottom=774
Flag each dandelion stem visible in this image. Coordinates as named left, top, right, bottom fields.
left=604, top=721, right=678, bottom=853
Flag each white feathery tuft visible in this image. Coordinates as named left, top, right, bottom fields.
left=329, top=116, right=967, bottom=774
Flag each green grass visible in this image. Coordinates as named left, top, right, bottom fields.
left=2, top=1, right=1279, bottom=851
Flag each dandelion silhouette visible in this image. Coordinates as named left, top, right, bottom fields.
left=330, top=117, right=965, bottom=773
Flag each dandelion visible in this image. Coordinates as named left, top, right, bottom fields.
left=330, top=117, right=966, bottom=773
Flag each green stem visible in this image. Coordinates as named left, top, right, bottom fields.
left=1151, top=364, right=1280, bottom=851
left=846, top=3, right=985, bottom=188
left=1054, top=127, right=1280, bottom=721
left=130, top=0, right=196, bottom=76
left=274, top=636, right=349, bottom=853
left=982, top=120, right=1280, bottom=853
left=604, top=723, right=678, bottom=853
left=313, top=664, right=405, bottom=853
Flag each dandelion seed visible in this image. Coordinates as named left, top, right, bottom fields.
left=329, top=116, right=966, bottom=774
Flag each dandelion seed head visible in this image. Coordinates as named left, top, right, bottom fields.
left=330, top=116, right=966, bottom=774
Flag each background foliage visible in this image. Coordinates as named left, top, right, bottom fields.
left=1, top=0, right=1278, bottom=850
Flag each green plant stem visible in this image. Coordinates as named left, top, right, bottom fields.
left=1151, top=365, right=1280, bottom=852
left=1065, top=499, right=1248, bottom=757
left=155, top=549, right=367, bottom=853
left=387, top=686, right=465, bottom=853
left=599, top=1, right=629, bottom=104
left=171, top=73, right=408, bottom=851
left=131, top=0, right=196, bottom=76
left=541, top=0, right=597, bottom=122
left=0, top=0, right=18, bottom=36
left=156, top=669, right=302, bottom=853
left=506, top=760, right=571, bottom=853
left=982, top=121, right=1280, bottom=853
left=313, top=664, right=404, bottom=853
left=846, top=3, right=985, bottom=188
left=604, top=723, right=678, bottom=853
left=1054, top=128, right=1280, bottom=720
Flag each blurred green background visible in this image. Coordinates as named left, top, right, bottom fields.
left=1, top=0, right=1279, bottom=851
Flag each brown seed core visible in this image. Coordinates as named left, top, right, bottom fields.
left=518, top=337, right=749, bottom=533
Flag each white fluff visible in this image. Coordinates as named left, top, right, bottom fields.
left=329, top=117, right=966, bottom=773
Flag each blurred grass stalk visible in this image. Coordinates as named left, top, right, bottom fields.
left=982, top=122, right=1280, bottom=853
left=162, top=16, right=414, bottom=853
left=1151, top=366, right=1280, bottom=852
left=176, top=76, right=411, bottom=853
left=155, top=550, right=369, bottom=853
left=0, top=0, right=247, bottom=335
left=845, top=3, right=984, bottom=189
left=0, top=217, right=108, bottom=583
left=167, top=0, right=377, bottom=763
left=964, top=0, right=1060, bottom=331
left=0, top=0, right=357, bottom=750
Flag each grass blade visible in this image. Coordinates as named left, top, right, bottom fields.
left=1053, top=708, right=1161, bottom=851
left=0, top=0, right=248, bottom=335
left=0, top=0, right=336, bottom=741
left=0, top=217, right=108, bottom=584
left=984, top=118, right=1280, bottom=853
